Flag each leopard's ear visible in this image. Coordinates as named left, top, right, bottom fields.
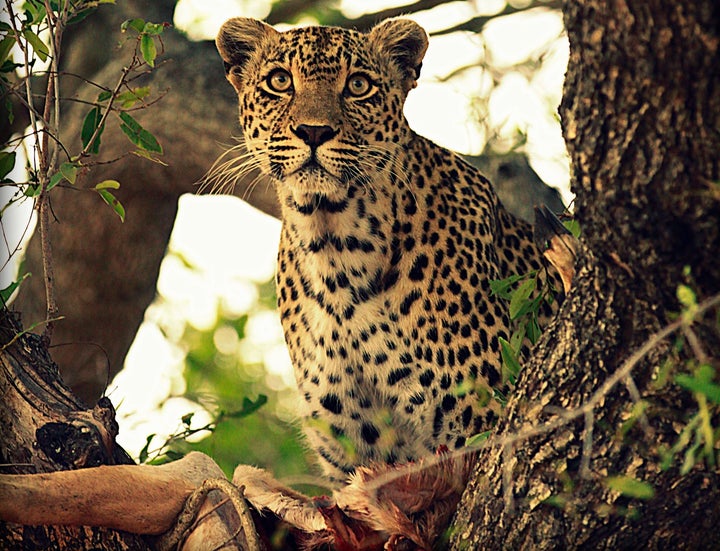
left=369, top=18, right=429, bottom=92
left=216, top=18, right=278, bottom=92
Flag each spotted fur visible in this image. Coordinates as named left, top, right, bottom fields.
left=216, top=18, right=557, bottom=480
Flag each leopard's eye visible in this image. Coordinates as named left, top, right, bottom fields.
left=345, top=73, right=372, bottom=97
left=267, top=69, right=293, bottom=93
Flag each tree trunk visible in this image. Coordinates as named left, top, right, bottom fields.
left=450, top=1, right=720, bottom=548
left=0, top=310, right=151, bottom=550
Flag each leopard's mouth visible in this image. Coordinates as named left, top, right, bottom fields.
left=282, top=157, right=347, bottom=206
left=290, top=157, right=342, bottom=184
left=299, top=158, right=326, bottom=174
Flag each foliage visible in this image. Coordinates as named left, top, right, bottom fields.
left=490, top=268, right=557, bottom=391
left=136, top=259, right=313, bottom=480
left=0, top=0, right=166, bottom=306
left=656, top=278, right=720, bottom=474
left=485, top=216, right=579, bottom=398
left=541, top=280, right=720, bottom=513
left=2, top=0, right=312, bottom=484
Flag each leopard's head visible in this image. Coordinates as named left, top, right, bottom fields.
left=216, top=17, right=428, bottom=209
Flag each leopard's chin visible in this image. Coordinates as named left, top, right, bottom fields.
left=284, top=163, right=348, bottom=205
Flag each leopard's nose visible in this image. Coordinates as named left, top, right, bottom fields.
left=292, top=124, right=338, bottom=148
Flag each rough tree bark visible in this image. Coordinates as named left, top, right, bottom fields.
left=0, top=311, right=151, bottom=550
left=450, top=1, right=720, bottom=548
left=0, top=310, right=259, bottom=549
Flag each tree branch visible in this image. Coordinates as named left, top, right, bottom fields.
left=431, top=0, right=563, bottom=36
left=267, top=0, right=462, bottom=30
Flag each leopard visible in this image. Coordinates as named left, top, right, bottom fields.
left=215, top=17, right=559, bottom=482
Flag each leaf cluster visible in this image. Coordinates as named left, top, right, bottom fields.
left=654, top=281, right=720, bottom=474
left=1, top=0, right=167, bottom=305
left=490, top=269, right=556, bottom=392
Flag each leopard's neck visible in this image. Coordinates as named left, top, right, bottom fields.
left=275, top=145, right=422, bottom=295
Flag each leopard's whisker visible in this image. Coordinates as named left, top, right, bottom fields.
left=200, top=138, right=270, bottom=196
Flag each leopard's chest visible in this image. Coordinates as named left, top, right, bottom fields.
left=280, top=269, right=441, bottom=472
left=275, top=220, right=508, bottom=477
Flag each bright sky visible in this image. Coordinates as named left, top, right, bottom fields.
left=6, top=0, right=572, bottom=457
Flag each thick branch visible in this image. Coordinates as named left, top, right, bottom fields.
left=266, top=0, right=450, bottom=29
left=0, top=460, right=197, bottom=533
left=431, top=0, right=562, bottom=36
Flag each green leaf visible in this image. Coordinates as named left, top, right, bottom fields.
left=121, top=18, right=145, bottom=33
left=676, top=367, right=720, bottom=404
left=130, top=149, right=167, bottom=165
left=677, top=284, right=697, bottom=309
left=490, top=273, right=526, bottom=299
left=525, top=314, right=542, bottom=344
left=0, top=151, right=16, bottom=180
left=619, top=400, right=649, bottom=438
left=23, top=183, right=40, bottom=197
left=509, top=326, right=525, bottom=352
left=563, top=218, right=581, bottom=238
left=97, top=188, right=125, bottom=222
left=22, top=29, right=49, bottom=62
left=1, top=273, right=30, bottom=304
left=118, top=112, right=162, bottom=154
left=605, top=475, right=655, bottom=500
left=116, top=86, right=150, bottom=108
left=466, top=430, right=492, bottom=447
left=47, top=170, right=63, bottom=191
left=499, top=336, right=521, bottom=384
left=95, top=179, right=120, bottom=190
left=542, top=495, right=567, bottom=509
left=97, top=90, right=112, bottom=102
left=142, top=22, right=167, bottom=36
left=81, top=106, right=104, bottom=154
left=147, top=450, right=185, bottom=465
left=138, top=434, right=154, bottom=463
left=140, top=34, right=156, bottom=67
left=0, top=36, right=15, bottom=64
left=509, top=277, right=536, bottom=320
left=59, top=161, right=77, bottom=184
left=67, top=8, right=95, bottom=26
left=1, top=59, right=23, bottom=73
left=3, top=94, right=14, bottom=126
left=23, top=2, right=47, bottom=25
left=67, top=2, right=117, bottom=25
left=226, top=395, right=268, bottom=419
left=681, top=429, right=704, bottom=475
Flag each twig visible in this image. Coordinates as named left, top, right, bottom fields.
left=682, top=325, right=710, bottom=365
left=580, top=409, right=594, bottom=478
left=77, top=62, right=134, bottom=160
left=36, top=5, right=61, bottom=341
left=622, top=374, right=652, bottom=435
